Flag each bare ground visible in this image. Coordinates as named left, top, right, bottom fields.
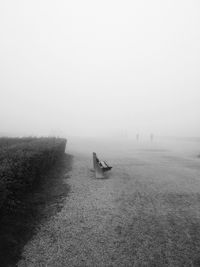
left=18, top=144, right=200, bottom=267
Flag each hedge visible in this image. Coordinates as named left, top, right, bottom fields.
left=0, top=137, right=67, bottom=214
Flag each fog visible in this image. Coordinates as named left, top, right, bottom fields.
left=1, top=0, right=200, bottom=138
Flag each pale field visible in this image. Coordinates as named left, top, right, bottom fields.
left=18, top=137, right=200, bottom=267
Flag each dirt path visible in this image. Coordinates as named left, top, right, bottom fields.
left=18, top=148, right=200, bottom=266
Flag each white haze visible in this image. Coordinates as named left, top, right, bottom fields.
left=0, top=0, right=200, bottom=138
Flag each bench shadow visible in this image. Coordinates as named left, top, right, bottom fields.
left=89, top=169, right=111, bottom=180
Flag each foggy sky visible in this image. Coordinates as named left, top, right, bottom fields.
left=1, top=0, right=200, bottom=138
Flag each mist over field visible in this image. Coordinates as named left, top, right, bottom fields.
left=0, top=0, right=200, bottom=139
left=1, top=2, right=200, bottom=265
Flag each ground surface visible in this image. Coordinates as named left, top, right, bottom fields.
left=18, top=139, right=200, bottom=267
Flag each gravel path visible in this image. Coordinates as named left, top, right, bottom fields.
left=18, top=144, right=200, bottom=266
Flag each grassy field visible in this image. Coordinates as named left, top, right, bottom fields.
left=17, top=138, right=200, bottom=267
left=0, top=137, right=68, bottom=266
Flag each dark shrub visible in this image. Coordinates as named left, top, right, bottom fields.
left=0, top=137, right=67, bottom=214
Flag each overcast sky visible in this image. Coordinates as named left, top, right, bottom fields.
left=0, top=0, right=200, bottom=138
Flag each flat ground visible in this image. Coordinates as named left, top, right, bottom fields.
left=18, top=138, right=200, bottom=266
